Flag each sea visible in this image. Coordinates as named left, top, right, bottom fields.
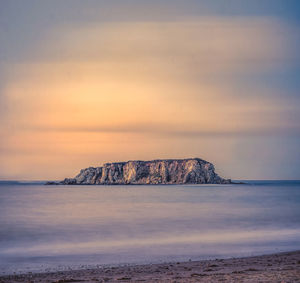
left=0, top=180, right=300, bottom=275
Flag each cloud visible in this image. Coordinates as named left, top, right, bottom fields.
left=1, top=16, right=300, bottom=179
left=26, top=17, right=299, bottom=72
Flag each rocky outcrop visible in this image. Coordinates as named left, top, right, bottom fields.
left=47, top=158, right=231, bottom=185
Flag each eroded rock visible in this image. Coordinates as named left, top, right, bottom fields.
left=49, top=158, right=231, bottom=185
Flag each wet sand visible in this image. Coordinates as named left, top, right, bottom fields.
left=1, top=250, right=300, bottom=282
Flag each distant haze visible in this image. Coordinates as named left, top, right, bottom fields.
left=0, top=1, right=300, bottom=180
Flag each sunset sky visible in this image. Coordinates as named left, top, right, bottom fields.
left=0, top=0, right=300, bottom=180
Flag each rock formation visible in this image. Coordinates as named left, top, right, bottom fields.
left=47, top=158, right=231, bottom=185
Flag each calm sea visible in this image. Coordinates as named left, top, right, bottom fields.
left=0, top=181, right=300, bottom=274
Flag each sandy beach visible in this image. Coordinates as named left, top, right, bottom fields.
left=1, top=250, right=299, bottom=283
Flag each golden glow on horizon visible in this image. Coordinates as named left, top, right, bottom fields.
left=1, top=18, right=299, bottom=179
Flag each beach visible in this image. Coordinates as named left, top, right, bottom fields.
left=1, top=250, right=299, bottom=282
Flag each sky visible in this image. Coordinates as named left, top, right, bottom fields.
left=0, top=0, right=300, bottom=180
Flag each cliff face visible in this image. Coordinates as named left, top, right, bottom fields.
left=53, top=158, right=231, bottom=185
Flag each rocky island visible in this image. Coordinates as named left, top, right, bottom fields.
left=47, top=158, right=231, bottom=185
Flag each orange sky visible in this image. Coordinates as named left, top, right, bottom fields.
left=1, top=4, right=300, bottom=180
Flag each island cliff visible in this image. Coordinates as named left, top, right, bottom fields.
left=48, top=158, right=231, bottom=185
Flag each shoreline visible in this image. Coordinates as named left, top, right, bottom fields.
left=1, top=250, right=300, bottom=282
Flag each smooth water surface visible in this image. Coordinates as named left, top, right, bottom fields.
left=0, top=181, right=300, bottom=274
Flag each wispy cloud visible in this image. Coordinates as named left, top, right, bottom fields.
left=1, top=16, right=300, bottom=179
